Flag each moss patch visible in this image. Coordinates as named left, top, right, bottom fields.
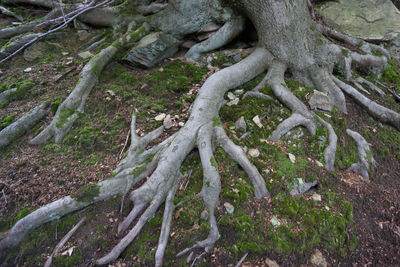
left=71, top=184, right=100, bottom=202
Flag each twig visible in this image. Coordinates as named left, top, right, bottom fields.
left=119, top=192, right=127, bottom=215
left=190, top=251, right=206, bottom=267
left=0, top=0, right=112, bottom=64
left=58, top=0, right=66, bottom=23
left=1, top=189, right=7, bottom=205
left=118, top=129, right=131, bottom=161
left=234, top=252, right=248, bottom=267
left=306, top=0, right=316, bottom=21
left=44, top=217, right=86, bottom=267
left=375, top=80, right=400, bottom=102
left=183, top=169, right=192, bottom=191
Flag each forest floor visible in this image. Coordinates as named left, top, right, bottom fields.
left=0, top=14, right=400, bottom=267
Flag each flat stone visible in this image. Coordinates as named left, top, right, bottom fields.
left=312, top=193, right=322, bottom=202
left=123, top=32, right=180, bottom=68
left=235, top=116, right=247, bottom=132
left=252, top=115, right=263, bottom=128
left=315, top=160, right=324, bottom=167
left=234, top=89, right=244, bottom=95
left=155, top=113, right=166, bottom=121
left=248, top=148, right=260, bottom=158
left=227, top=92, right=236, bottom=100
left=288, top=153, right=296, bottom=163
left=77, top=30, right=90, bottom=41
left=318, top=0, right=400, bottom=41
left=309, top=90, right=332, bottom=112
left=23, top=42, right=47, bottom=62
left=78, top=51, right=93, bottom=59
left=265, top=258, right=280, bottom=267
left=163, top=114, right=173, bottom=129
left=200, top=210, right=209, bottom=221
left=270, top=216, right=281, bottom=228
left=310, top=249, right=328, bottom=267
left=227, top=98, right=239, bottom=106
left=224, top=202, right=234, bottom=215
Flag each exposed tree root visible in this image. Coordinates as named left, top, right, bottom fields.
left=0, top=104, right=47, bottom=148
left=317, top=24, right=391, bottom=59
left=29, top=21, right=149, bottom=145
left=96, top=47, right=271, bottom=265
left=3, top=1, right=400, bottom=266
left=333, top=76, right=400, bottom=131
left=346, top=129, right=375, bottom=179
left=316, top=116, right=337, bottom=171
left=268, top=113, right=316, bottom=141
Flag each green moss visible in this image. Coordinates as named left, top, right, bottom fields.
left=50, top=99, right=63, bottom=116
left=141, top=60, right=207, bottom=95
left=380, top=61, right=400, bottom=93
left=53, top=249, right=82, bottom=266
left=212, top=117, right=222, bottom=127
left=129, top=165, right=147, bottom=177
left=55, top=108, right=76, bottom=128
left=209, top=156, right=218, bottom=170
left=71, top=184, right=100, bottom=202
left=0, top=114, right=16, bottom=130
left=0, top=207, right=32, bottom=232
left=342, top=49, right=349, bottom=58
left=1, top=80, right=35, bottom=107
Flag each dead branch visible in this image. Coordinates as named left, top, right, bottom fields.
left=0, top=0, right=111, bottom=64
left=44, top=217, right=86, bottom=267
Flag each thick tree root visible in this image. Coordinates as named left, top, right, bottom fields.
left=316, top=116, right=337, bottom=171
left=346, top=129, right=375, bottom=179
left=29, top=22, right=149, bottom=145
left=185, top=16, right=245, bottom=59
left=0, top=104, right=47, bottom=148
left=353, top=77, right=386, bottom=97
left=317, top=24, right=391, bottom=59
left=333, top=76, right=400, bottom=131
left=268, top=113, right=316, bottom=141
left=215, top=126, right=269, bottom=198
left=96, top=48, right=271, bottom=265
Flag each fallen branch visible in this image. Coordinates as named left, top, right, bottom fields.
left=0, top=6, right=23, bottom=21
left=375, top=80, right=400, bottom=102
left=0, top=0, right=111, bottom=64
left=44, top=217, right=86, bottom=267
left=235, top=252, right=248, bottom=267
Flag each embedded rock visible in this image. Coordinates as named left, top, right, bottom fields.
left=318, top=0, right=400, bottom=41
left=123, top=32, right=180, bottom=68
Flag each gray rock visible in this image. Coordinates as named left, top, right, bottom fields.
left=163, top=114, right=173, bottom=129
left=310, top=249, right=328, bottom=267
left=200, top=210, right=209, bottom=221
left=73, top=19, right=91, bottom=30
left=224, top=202, right=235, bottom=215
left=290, top=178, right=318, bottom=196
left=318, top=0, right=400, bottom=41
left=235, top=116, right=247, bottom=132
left=123, top=32, right=180, bottom=68
left=309, top=90, right=333, bottom=112
left=23, top=42, right=47, bottom=62
left=232, top=53, right=241, bottom=62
